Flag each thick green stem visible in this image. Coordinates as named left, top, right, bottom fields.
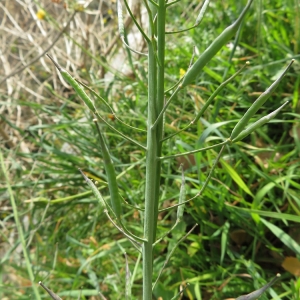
left=143, top=22, right=157, bottom=300
left=153, top=0, right=166, bottom=241
left=143, top=1, right=165, bottom=299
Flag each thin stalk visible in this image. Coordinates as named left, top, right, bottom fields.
left=161, top=62, right=249, bottom=142
left=188, top=144, right=226, bottom=201
left=159, top=144, right=227, bottom=212
left=39, top=282, right=61, bottom=300
left=159, top=140, right=228, bottom=161
left=123, top=0, right=150, bottom=43
left=152, top=223, right=198, bottom=290
left=165, top=0, right=211, bottom=34
left=75, top=79, right=147, bottom=132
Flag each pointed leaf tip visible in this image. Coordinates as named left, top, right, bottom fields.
left=235, top=274, right=281, bottom=300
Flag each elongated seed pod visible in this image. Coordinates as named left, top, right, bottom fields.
left=232, top=101, right=289, bottom=143
left=47, top=54, right=123, bottom=218
left=195, top=0, right=211, bottom=25
left=79, top=169, right=107, bottom=209
left=48, top=55, right=145, bottom=150
left=46, top=54, right=96, bottom=112
left=181, top=0, right=253, bottom=88
left=230, top=59, right=294, bottom=140
left=94, top=120, right=122, bottom=219
left=176, top=166, right=186, bottom=221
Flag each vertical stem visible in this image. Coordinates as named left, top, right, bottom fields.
left=153, top=0, right=166, bottom=241
left=143, top=1, right=166, bottom=299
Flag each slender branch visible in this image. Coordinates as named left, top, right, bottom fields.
left=151, top=85, right=181, bottom=129
left=183, top=144, right=226, bottom=202
left=39, top=282, right=61, bottom=300
left=152, top=46, right=197, bottom=130
left=152, top=223, right=198, bottom=290
left=118, top=0, right=148, bottom=56
left=166, top=0, right=211, bottom=34
left=76, top=79, right=147, bottom=132
left=166, top=0, right=181, bottom=7
left=94, top=112, right=146, bottom=150
left=153, top=218, right=180, bottom=246
left=123, top=0, right=151, bottom=43
left=158, top=140, right=228, bottom=161
left=159, top=144, right=226, bottom=212
left=105, top=210, right=143, bottom=250
left=162, top=62, right=249, bottom=142
left=170, top=284, right=190, bottom=300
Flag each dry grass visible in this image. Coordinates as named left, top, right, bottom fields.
left=0, top=0, right=144, bottom=154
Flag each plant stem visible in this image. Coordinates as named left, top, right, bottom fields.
left=143, top=0, right=166, bottom=298
left=153, top=0, right=166, bottom=241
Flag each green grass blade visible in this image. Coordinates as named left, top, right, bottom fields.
left=220, top=158, right=254, bottom=197
left=226, top=205, right=300, bottom=223
left=261, top=218, right=300, bottom=255
left=0, top=150, right=42, bottom=300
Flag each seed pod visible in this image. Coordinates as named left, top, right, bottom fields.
left=177, top=165, right=186, bottom=221
left=94, top=120, right=122, bottom=219
left=230, top=59, right=294, bottom=141
left=232, top=101, right=289, bottom=143
left=181, top=0, right=253, bottom=88
left=79, top=169, right=107, bottom=209
left=46, top=54, right=96, bottom=112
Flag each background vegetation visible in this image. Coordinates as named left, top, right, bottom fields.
left=0, top=0, right=299, bottom=299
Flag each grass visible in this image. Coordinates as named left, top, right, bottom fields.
left=0, top=0, right=300, bottom=299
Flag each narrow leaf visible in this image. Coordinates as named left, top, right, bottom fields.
left=220, top=159, right=254, bottom=197
left=261, top=218, right=300, bottom=255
